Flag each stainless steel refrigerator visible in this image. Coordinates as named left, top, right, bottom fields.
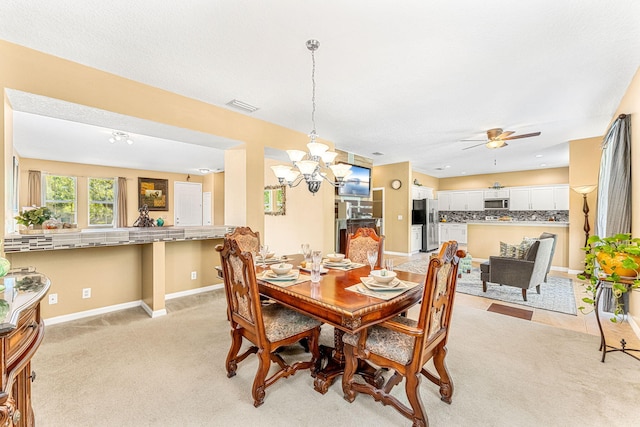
left=411, top=199, right=439, bottom=252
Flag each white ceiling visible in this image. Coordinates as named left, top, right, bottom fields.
left=1, top=1, right=639, bottom=178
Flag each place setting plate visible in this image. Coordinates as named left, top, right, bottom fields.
left=260, top=269, right=300, bottom=281
left=360, top=277, right=409, bottom=291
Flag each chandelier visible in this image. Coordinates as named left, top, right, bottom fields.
left=271, top=39, right=352, bottom=194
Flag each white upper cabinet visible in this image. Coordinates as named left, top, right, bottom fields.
left=509, top=185, right=569, bottom=211
left=438, top=190, right=483, bottom=211
left=411, top=185, right=434, bottom=200
left=484, top=189, right=510, bottom=199
left=438, top=192, right=451, bottom=211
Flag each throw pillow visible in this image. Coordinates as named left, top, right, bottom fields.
left=519, top=237, right=539, bottom=259
left=499, top=241, right=519, bottom=258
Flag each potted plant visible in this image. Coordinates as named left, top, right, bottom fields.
left=578, top=233, right=640, bottom=322
left=14, top=206, right=53, bottom=229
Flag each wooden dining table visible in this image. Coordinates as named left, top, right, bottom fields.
left=256, top=254, right=425, bottom=394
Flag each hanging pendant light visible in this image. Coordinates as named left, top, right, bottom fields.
left=271, top=39, right=351, bottom=194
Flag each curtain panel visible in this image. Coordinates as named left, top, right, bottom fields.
left=27, top=170, right=42, bottom=207
left=117, top=177, right=127, bottom=228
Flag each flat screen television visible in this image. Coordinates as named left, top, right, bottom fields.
left=337, top=164, right=371, bottom=197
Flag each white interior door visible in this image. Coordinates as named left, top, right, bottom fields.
left=174, top=182, right=203, bottom=226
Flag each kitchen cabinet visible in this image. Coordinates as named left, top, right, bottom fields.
left=509, top=185, right=569, bottom=211
left=411, top=186, right=434, bottom=200
left=484, top=189, right=510, bottom=199
left=437, top=192, right=451, bottom=211
left=439, top=223, right=467, bottom=245
left=438, top=190, right=483, bottom=211
left=411, top=225, right=423, bottom=253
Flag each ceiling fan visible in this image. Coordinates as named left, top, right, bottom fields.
left=462, top=128, right=541, bottom=150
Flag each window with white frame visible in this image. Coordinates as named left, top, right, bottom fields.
left=43, top=174, right=77, bottom=224
left=89, top=177, right=116, bottom=227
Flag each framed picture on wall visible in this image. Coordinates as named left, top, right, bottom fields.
left=138, top=177, right=169, bottom=211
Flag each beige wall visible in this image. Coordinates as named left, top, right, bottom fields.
left=439, top=167, right=569, bottom=190
left=18, top=158, right=203, bottom=228
left=0, top=39, right=334, bottom=254
left=568, top=136, right=601, bottom=271
left=372, top=162, right=411, bottom=253
left=263, top=157, right=333, bottom=255
left=411, top=170, right=439, bottom=190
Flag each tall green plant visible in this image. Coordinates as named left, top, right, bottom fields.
left=578, top=233, right=640, bottom=322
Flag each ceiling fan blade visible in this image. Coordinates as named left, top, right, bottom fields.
left=462, top=142, right=486, bottom=150
left=503, top=132, right=541, bottom=140
left=497, top=131, right=514, bottom=139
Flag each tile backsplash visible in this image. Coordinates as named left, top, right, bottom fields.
left=438, top=210, right=569, bottom=223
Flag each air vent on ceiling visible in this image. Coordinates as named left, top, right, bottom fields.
left=372, top=152, right=384, bottom=156
left=226, top=99, right=259, bottom=113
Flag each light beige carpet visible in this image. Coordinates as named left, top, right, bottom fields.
left=32, top=289, right=640, bottom=426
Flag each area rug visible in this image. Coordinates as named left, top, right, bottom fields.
left=395, top=263, right=577, bottom=315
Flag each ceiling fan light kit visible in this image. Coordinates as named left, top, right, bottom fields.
left=462, top=128, right=541, bottom=151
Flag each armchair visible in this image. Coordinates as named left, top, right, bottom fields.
left=480, top=237, right=555, bottom=301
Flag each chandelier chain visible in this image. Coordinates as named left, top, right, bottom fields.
left=310, top=46, right=316, bottom=136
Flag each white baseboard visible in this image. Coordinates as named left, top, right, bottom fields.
left=44, top=284, right=223, bottom=325
left=44, top=300, right=144, bottom=326
left=473, top=257, right=568, bottom=272
left=629, top=314, right=640, bottom=341
left=165, top=283, right=223, bottom=300
left=140, top=301, right=167, bottom=318
left=384, top=251, right=412, bottom=257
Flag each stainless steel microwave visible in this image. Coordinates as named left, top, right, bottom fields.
left=484, top=199, right=509, bottom=209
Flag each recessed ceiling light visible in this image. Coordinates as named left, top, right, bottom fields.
left=198, top=168, right=211, bottom=174
left=444, top=165, right=451, bottom=169
left=461, top=172, right=467, bottom=175
left=540, top=163, right=547, bottom=167
left=535, top=154, right=543, bottom=158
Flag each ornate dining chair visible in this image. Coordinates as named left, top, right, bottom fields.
left=226, top=226, right=260, bottom=254
left=345, top=227, right=384, bottom=268
left=342, top=241, right=464, bottom=427
left=216, top=237, right=321, bottom=407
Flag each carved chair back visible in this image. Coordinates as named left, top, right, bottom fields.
left=226, top=226, right=261, bottom=254
left=345, top=227, right=384, bottom=267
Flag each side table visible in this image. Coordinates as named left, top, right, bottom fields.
left=595, top=279, right=640, bottom=362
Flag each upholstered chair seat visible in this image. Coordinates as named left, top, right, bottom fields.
left=345, top=227, right=385, bottom=268
left=216, top=236, right=321, bottom=407
left=262, top=304, right=322, bottom=342
left=342, top=241, right=465, bottom=427
left=343, top=315, right=416, bottom=364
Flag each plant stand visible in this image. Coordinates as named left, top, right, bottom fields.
left=595, top=279, right=640, bottom=362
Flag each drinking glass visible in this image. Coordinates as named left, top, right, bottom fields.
left=259, top=245, right=269, bottom=268
left=301, top=243, right=311, bottom=264
left=385, top=258, right=394, bottom=271
left=367, top=250, right=378, bottom=272
left=310, top=250, right=323, bottom=282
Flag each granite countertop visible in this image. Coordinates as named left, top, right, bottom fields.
left=465, top=221, right=569, bottom=226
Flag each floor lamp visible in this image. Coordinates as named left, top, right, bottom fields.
left=572, top=185, right=597, bottom=248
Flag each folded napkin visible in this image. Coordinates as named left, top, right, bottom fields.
left=345, top=279, right=420, bottom=300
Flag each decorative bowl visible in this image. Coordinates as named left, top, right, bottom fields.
left=369, top=269, right=397, bottom=284
left=270, top=263, right=293, bottom=276
left=265, top=252, right=276, bottom=259
left=326, top=253, right=345, bottom=262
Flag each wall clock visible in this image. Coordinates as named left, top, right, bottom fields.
left=390, top=179, right=402, bottom=190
